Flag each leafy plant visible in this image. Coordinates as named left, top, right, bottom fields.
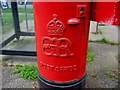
left=96, top=38, right=108, bottom=43
left=87, top=47, right=94, bottom=63
left=13, top=65, right=38, bottom=80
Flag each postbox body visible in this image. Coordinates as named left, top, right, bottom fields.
left=33, top=1, right=91, bottom=83
left=33, top=1, right=119, bottom=89
left=91, top=2, right=120, bottom=26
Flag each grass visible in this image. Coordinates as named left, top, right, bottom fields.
left=2, top=8, right=33, bottom=13
left=2, top=12, right=33, bottom=34
left=13, top=64, right=37, bottom=80
left=1, top=8, right=33, bottom=34
left=87, top=47, right=94, bottom=63
left=89, top=38, right=118, bottom=45
left=105, top=71, right=118, bottom=81
left=19, top=13, right=33, bottom=22
left=2, top=13, right=13, bottom=34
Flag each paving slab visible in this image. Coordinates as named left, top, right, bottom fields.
left=2, top=66, right=38, bottom=88
left=2, top=37, right=36, bottom=51
left=86, top=43, right=118, bottom=88
left=89, top=21, right=118, bottom=42
left=0, top=57, right=2, bottom=90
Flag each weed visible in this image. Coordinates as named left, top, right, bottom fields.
left=118, top=54, right=120, bottom=63
left=91, top=30, right=103, bottom=35
left=105, top=71, right=118, bottom=81
left=89, top=38, right=118, bottom=45
left=87, top=47, right=94, bottom=63
left=2, top=61, right=8, bottom=67
left=118, top=26, right=120, bottom=30
left=96, top=38, right=108, bottom=43
left=13, top=65, right=38, bottom=80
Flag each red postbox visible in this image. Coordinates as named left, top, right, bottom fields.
left=33, top=0, right=120, bottom=89
left=33, top=0, right=91, bottom=89
left=91, top=2, right=120, bottom=26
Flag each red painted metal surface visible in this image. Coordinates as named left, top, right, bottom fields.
left=91, top=2, right=120, bottom=26
left=33, top=1, right=119, bottom=83
left=33, top=2, right=91, bottom=82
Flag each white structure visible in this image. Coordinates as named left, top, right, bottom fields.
left=0, top=0, right=9, bottom=9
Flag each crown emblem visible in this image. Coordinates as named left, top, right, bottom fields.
left=46, top=14, right=65, bottom=36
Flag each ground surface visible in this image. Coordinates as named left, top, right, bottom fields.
left=86, top=43, right=118, bottom=88
left=1, top=20, right=119, bottom=88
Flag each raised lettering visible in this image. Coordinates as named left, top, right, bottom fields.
left=40, top=62, right=77, bottom=72
left=42, top=37, right=73, bottom=58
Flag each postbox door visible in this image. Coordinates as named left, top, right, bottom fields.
left=33, top=2, right=91, bottom=82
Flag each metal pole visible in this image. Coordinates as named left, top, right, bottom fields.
left=0, top=5, right=1, bottom=21
left=96, top=22, right=99, bottom=33
left=118, top=26, right=120, bottom=44
left=0, top=1, right=2, bottom=49
left=25, top=1, right=29, bottom=31
left=0, top=1, right=3, bottom=26
left=11, top=1, right=20, bottom=40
